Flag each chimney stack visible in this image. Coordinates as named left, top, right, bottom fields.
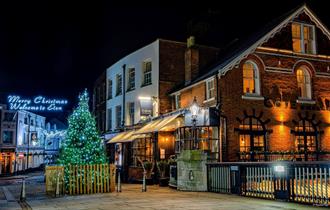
left=185, top=36, right=199, bottom=85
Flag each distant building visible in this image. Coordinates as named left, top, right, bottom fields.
left=93, top=71, right=107, bottom=134
left=44, top=118, right=67, bottom=165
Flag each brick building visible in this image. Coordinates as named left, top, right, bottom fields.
left=170, top=4, right=330, bottom=162
left=93, top=71, right=107, bottom=134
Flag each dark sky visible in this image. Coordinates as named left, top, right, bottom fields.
left=0, top=0, right=328, bottom=118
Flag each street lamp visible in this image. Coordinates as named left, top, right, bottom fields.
left=189, top=97, right=200, bottom=150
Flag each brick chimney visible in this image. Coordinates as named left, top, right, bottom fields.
left=185, top=36, right=199, bottom=85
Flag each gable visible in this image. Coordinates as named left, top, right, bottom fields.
left=261, top=10, right=330, bottom=55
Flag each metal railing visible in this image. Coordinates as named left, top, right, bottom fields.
left=207, top=161, right=330, bottom=206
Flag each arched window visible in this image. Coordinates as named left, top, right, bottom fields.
left=243, top=61, right=260, bottom=95
left=296, top=67, right=311, bottom=99
left=237, top=116, right=267, bottom=161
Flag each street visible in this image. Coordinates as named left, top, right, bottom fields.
left=0, top=171, right=323, bottom=210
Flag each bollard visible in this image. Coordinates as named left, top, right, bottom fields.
left=20, top=178, right=26, bottom=201
left=142, top=171, right=146, bottom=192
left=117, top=170, right=121, bottom=192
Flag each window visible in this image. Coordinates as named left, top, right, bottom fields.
left=4, top=112, right=14, bottom=121
left=115, top=105, right=122, bottom=128
left=292, top=23, right=315, bottom=54
left=107, top=108, right=112, bottom=131
left=116, top=74, right=122, bottom=96
left=127, top=68, right=135, bottom=91
left=142, top=61, right=152, bottom=86
left=175, top=94, right=181, bottom=110
left=206, top=79, right=215, bottom=100
left=107, top=80, right=112, bottom=99
left=31, top=119, right=34, bottom=126
left=132, top=137, right=153, bottom=166
left=3, top=131, right=13, bottom=144
left=243, top=61, right=260, bottom=95
left=293, top=119, right=319, bottom=161
left=128, top=102, right=135, bottom=126
left=24, top=117, right=28, bottom=124
left=296, top=67, right=311, bottom=99
left=237, top=116, right=267, bottom=161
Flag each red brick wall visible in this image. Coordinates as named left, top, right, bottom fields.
left=220, top=50, right=330, bottom=161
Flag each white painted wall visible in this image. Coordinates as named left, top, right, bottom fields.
left=106, top=40, right=160, bottom=131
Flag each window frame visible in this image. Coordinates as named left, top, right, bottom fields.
left=242, top=60, right=260, bottom=96
left=291, top=22, right=316, bottom=54
left=127, top=68, right=135, bottom=91
left=128, top=102, right=135, bottom=126
left=175, top=93, right=181, bottom=110
left=107, top=79, right=113, bottom=100
left=142, top=60, right=152, bottom=87
left=296, top=67, right=312, bottom=100
left=107, top=108, right=112, bottom=131
left=206, top=78, right=215, bottom=100
left=116, top=74, right=122, bottom=96
left=115, top=105, right=122, bottom=128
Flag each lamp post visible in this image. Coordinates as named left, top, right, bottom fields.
left=26, top=114, right=31, bottom=170
left=189, top=97, right=200, bottom=150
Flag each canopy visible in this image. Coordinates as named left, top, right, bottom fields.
left=107, top=130, right=146, bottom=144
left=134, top=113, right=183, bottom=134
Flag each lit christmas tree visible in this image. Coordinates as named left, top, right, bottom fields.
left=58, top=89, right=107, bottom=166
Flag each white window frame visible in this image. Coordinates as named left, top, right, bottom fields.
left=206, top=78, right=215, bottom=100
left=292, top=22, right=316, bottom=54
left=107, top=80, right=112, bottom=99
left=128, top=102, right=135, bottom=126
left=243, top=61, right=260, bottom=96
left=175, top=93, right=181, bottom=110
left=115, top=105, right=122, bottom=128
left=127, top=68, right=135, bottom=91
left=107, top=108, right=112, bottom=131
left=116, top=74, right=122, bottom=96
left=142, top=60, right=152, bottom=86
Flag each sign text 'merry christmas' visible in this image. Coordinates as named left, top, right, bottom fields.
left=7, top=95, right=68, bottom=112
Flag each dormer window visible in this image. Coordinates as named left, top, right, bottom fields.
left=292, top=22, right=316, bottom=54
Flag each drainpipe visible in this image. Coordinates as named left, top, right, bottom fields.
left=122, top=64, right=126, bottom=128
left=216, top=74, right=222, bottom=162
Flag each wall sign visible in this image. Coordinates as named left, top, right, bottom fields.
left=7, top=95, right=68, bottom=112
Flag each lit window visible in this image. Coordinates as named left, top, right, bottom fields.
left=292, top=23, right=315, bottom=54
left=206, top=79, right=215, bottom=100
left=296, top=67, right=311, bottom=99
left=142, top=61, right=152, bottom=86
left=107, top=80, right=112, bottom=99
left=175, top=94, right=181, bottom=110
left=243, top=61, right=260, bottom=95
left=116, top=74, right=122, bottom=96
left=115, top=105, right=122, bottom=128
left=127, top=68, right=135, bottom=91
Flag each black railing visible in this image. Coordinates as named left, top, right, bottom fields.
left=207, top=161, right=330, bottom=206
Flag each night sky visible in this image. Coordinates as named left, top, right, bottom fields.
left=0, top=0, right=328, bottom=119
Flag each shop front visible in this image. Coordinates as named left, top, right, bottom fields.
left=0, top=148, right=15, bottom=175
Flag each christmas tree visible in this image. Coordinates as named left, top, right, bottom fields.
left=58, top=89, right=107, bottom=166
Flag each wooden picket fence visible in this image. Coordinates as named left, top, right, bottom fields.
left=46, top=164, right=116, bottom=196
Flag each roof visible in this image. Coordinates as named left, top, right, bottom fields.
left=170, top=4, right=330, bottom=95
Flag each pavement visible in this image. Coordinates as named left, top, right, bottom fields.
left=0, top=172, right=324, bottom=210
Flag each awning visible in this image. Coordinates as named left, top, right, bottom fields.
left=135, top=113, right=183, bottom=134
left=107, top=130, right=134, bottom=144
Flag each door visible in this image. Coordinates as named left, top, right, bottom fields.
left=1, top=154, right=11, bottom=174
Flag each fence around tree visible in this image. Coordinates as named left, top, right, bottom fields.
left=207, top=161, right=330, bottom=206
left=46, top=164, right=116, bottom=196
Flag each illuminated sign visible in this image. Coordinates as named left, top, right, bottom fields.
left=7, top=95, right=68, bottom=112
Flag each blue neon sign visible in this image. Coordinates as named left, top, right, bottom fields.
left=7, top=95, right=68, bottom=112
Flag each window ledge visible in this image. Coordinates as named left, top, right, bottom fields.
left=141, top=83, right=152, bottom=88
left=203, top=97, right=216, bottom=104
left=126, top=88, right=135, bottom=93
left=242, top=95, right=264, bottom=100
left=296, top=99, right=316, bottom=104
